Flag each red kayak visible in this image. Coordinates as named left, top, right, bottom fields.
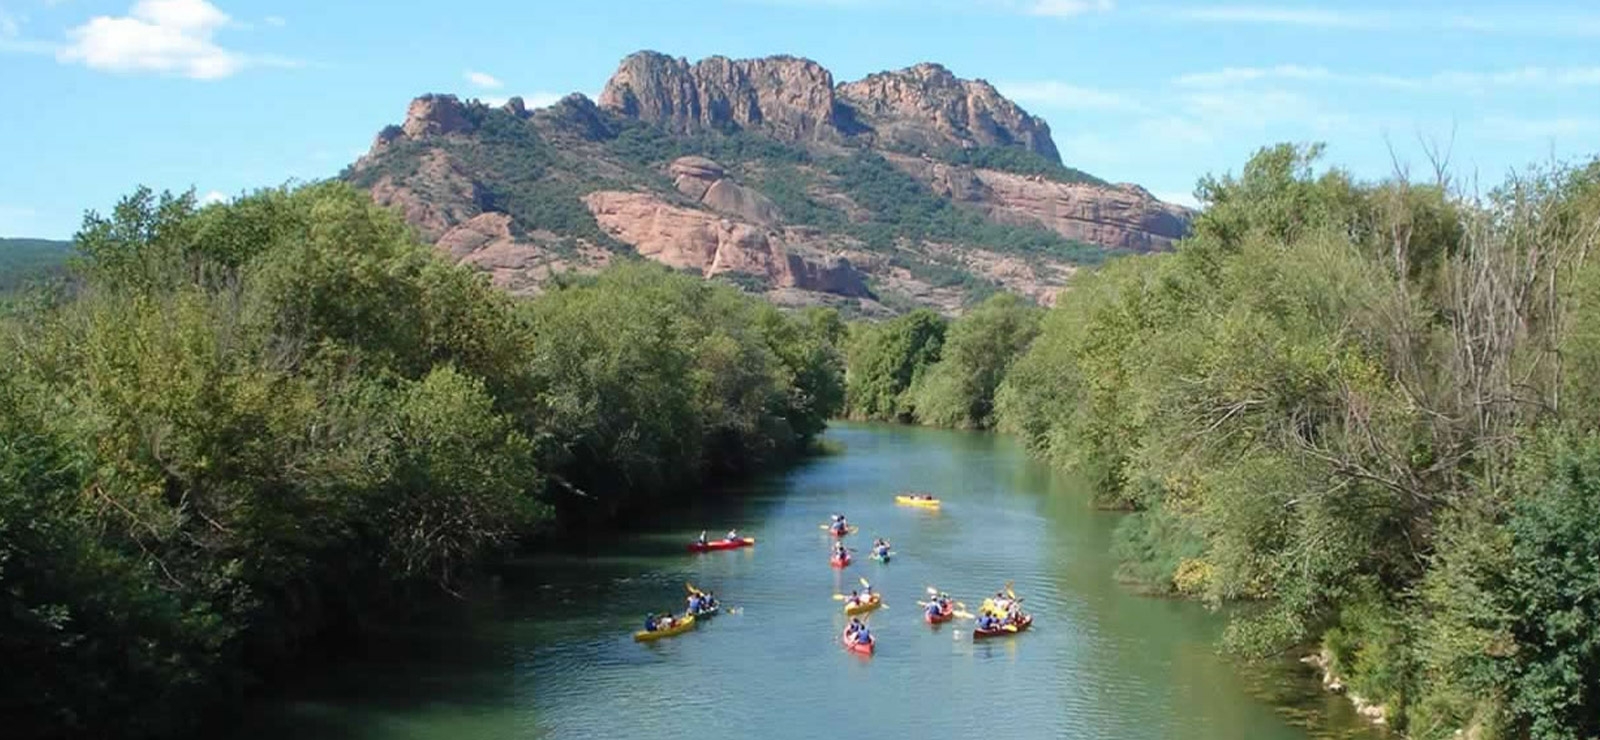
left=924, top=602, right=954, bottom=624
left=830, top=553, right=851, bottom=568
left=829, top=524, right=857, bottom=538
left=843, top=631, right=876, bottom=655
left=688, top=537, right=755, bottom=553
left=973, top=613, right=1033, bottom=639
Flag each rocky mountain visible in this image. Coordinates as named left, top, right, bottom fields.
left=343, top=50, right=1192, bottom=314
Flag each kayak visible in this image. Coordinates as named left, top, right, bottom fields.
left=973, top=613, right=1032, bottom=639
left=844, top=593, right=883, bottom=615
left=895, top=495, right=941, bottom=508
left=843, top=631, right=876, bottom=655
left=688, top=537, right=755, bottom=553
left=634, top=613, right=697, bottom=642
left=830, top=553, right=852, bottom=568
left=924, top=602, right=954, bottom=624
left=830, top=525, right=858, bottom=538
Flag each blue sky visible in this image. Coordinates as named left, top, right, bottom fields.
left=2, top=0, right=1598, bottom=237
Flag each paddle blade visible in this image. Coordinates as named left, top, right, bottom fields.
left=859, top=576, right=870, bottom=588
left=926, top=586, right=937, bottom=595
left=833, top=594, right=846, bottom=600
left=954, top=611, right=975, bottom=620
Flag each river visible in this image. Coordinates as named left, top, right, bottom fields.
left=235, top=422, right=1385, bottom=740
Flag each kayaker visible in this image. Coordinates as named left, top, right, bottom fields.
left=861, top=583, right=873, bottom=600
left=925, top=602, right=941, bottom=619
left=687, top=594, right=701, bottom=613
left=855, top=624, right=872, bottom=644
left=697, top=531, right=708, bottom=546
left=847, top=589, right=860, bottom=605
left=725, top=529, right=740, bottom=541
left=645, top=613, right=658, bottom=632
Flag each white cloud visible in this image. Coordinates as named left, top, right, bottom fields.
left=483, top=92, right=564, bottom=109
left=198, top=190, right=227, bottom=206
left=263, top=15, right=284, bottom=27
left=465, top=70, right=502, bottom=89
left=1480, top=115, right=1600, bottom=142
left=0, top=9, right=20, bottom=37
left=1173, top=64, right=1333, bottom=88
left=56, top=0, right=295, bottom=79
left=1027, top=0, right=1112, bottom=18
left=1153, top=190, right=1200, bottom=209
left=1172, top=64, right=1600, bottom=93
left=1169, top=5, right=1385, bottom=28
left=995, top=80, right=1147, bottom=112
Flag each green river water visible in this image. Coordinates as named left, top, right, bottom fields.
left=235, top=422, right=1386, bottom=740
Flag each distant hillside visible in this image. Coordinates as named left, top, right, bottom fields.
left=0, top=238, right=73, bottom=294
left=342, top=51, right=1193, bottom=314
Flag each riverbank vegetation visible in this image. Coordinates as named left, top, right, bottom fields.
left=843, top=293, right=1041, bottom=428
left=0, top=183, right=844, bottom=739
left=993, top=143, right=1600, bottom=739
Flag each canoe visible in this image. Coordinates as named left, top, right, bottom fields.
left=830, top=553, right=852, bottom=568
left=973, top=613, right=1032, bottom=639
left=688, top=537, right=755, bottom=553
left=829, top=525, right=858, bottom=538
left=634, top=614, right=697, bottom=642
left=924, top=603, right=954, bottom=624
left=895, top=495, right=941, bottom=508
left=843, top=632, right=876, bottom=655
left=843, top=593, right=883, bottom=615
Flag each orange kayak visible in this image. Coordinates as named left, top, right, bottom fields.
left=924, top=602, right=954, bottom=624
left=843, top=631, right=875, bottom=655
left=830, top=553, right=851, bottom=568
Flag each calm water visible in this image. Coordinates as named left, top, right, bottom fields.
left=236, top=423, right=1384, bottom=740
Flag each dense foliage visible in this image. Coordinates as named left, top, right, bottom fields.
left=841, top=294, right=1041, bottom=428
left=994, top=143, right=1600, bottom=739
left=0, top=183, right=844, bottom=739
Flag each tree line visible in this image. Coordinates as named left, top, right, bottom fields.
left=845, top=144, right=1600, bottom=740
left=0, top=183, right=845, bottom=739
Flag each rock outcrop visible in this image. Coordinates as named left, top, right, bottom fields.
left=598, top=52, right=1060, bottom=163
left=836, top=63, right=1060, bottom=162
left=583, top=190, right=868, bottom=297
left=401, top=94, right=475, bottom=139
left=598, top=51, right=838, bottom=141
left=668, top=156, right=783, bottom=226
left=368, top=150, right=483, bottom=242
left=885, top=153, right=1189, bottom=251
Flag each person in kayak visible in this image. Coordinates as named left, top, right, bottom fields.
left=860, top=582, right=874, bottom=600
left=645, top=613, right=658, bottom=632
left=725, top=528, right=740, bottom=541
left=687, top=594, right=701, bottom=613
left=846, top=589, right=861, bottom=606
left=925, top=601, right=942, bottom=619
left=873, top=540, right=890, bottom=558
left=832, top=542, right=848, bottom=560
left=854, top=623, right=872, bottom=644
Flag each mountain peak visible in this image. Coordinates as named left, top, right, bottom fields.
left=596, top=50, right=1058, bottom=161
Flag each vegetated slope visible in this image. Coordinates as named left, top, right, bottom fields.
left=0, top=237, right=73, bottom=294
left=342, top=51, right=1193, bottom=315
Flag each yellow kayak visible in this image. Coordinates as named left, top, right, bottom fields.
left=633, top=614, right=697, bottom=642
left=895, top=495, right=941, bottom=508
left=844, top=593, right=884, bottom=615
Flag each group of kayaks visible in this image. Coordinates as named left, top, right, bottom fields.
left=641, top=492, right=1035, bottom=652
